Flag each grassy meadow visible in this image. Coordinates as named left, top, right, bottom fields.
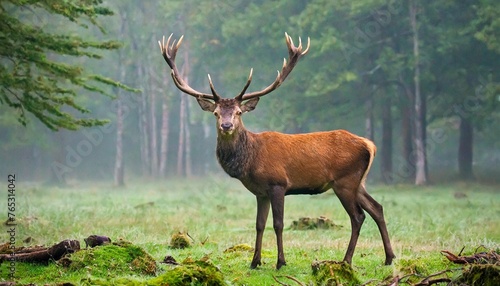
left=1, top=177, right=499, bottom=285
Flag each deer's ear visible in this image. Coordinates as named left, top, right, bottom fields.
left=197, top=98, right=216, bottom=112
left=241, top=98, right=260, bottom=113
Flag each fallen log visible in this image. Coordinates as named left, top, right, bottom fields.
left=441, top=248, right=500, bottom=264
left=0, top=240, right=80, bottom=263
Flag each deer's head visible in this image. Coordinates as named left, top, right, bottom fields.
left=159, top=33, right=310, bottom=136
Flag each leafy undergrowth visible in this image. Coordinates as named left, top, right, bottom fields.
left=457, top=264, right=500, bottom=286
left=390, top=248, right=500, bottom=285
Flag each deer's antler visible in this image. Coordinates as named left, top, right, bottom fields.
left=235, top=32, right=310, bottom=102
left=158, top=34, right=219, bottom=100
left=159, top=33, right=309, bottom=102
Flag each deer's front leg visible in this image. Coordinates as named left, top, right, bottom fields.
left=269, top=185, right=287, bottom=269
left=251, top=196, right=270, bottom=269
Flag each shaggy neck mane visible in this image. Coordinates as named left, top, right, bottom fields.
left=216, top=129, right=255, bottom=179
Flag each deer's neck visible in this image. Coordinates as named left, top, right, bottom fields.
left=216, top=129, right=256, bottom=179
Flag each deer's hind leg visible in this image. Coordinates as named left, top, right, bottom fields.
left=357, top=184, right=395, bottom=265
left=332, top=181, right=366, bottom=264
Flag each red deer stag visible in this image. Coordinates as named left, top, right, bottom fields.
left=158, top=33, right=395, bottom=269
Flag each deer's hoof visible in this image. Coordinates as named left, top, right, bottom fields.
left=276, top=260, right=287, bottom=270
left=250, top=260, right=261, bottom=269
left=385, top=255, right=395, bottom=265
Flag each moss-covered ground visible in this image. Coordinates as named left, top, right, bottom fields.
left=0, top=178, right=498, bottom=285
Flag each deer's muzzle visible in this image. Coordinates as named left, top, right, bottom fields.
left=220, top=122, right=233, bottom=132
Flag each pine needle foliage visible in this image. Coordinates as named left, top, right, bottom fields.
left=0, top=0, right=134, bottom=130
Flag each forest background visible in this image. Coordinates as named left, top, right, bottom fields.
left=1, top=0, right=499, bottom=186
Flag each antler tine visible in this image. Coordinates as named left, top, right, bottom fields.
left=167, top=34, right=184, bottom=58
left=235, top=68, right=254, bottom=101
left=159, top=33, right=215, bottom=100
left=238, top=33, right=310, bottom=101
left=207, top=74, right=221, bottom=101
left=168, top=37, right=176, bottom=55
left=158, top=36, right=164, bottom=53
left=161, top=34, right=176, bottom=67
left=285, top=32, right=292, bottom=46
left=302, top=37, right=311, bottom=55
left=284, top=32, right=310, bottom=56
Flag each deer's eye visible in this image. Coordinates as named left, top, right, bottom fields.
left=236, top=110, right=242, bottom=116
left=213, top=111, right=219, bottom=117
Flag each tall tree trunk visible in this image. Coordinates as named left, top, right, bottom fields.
left=114, top=12, right=127, bottom=187
left=184, top=100, right=193, bottom=177
left=458, top=116, right=474, bottom=180
left=399, top=78, right=415, bottom=183
left=422, top=90, right=428, bottom=180
left=149, top=69, right=158, bottom=178
left=410, top=0, right=427, bottom=185
left=114, top=95, right=125, bottom=186
left=159, top=97, right=169, bottom=178
left=381, top=95, right=393, bottom=183
left=138, top=69, right=150, bottom=177
left=177, top=93, right=186, bottom=176
left=364, top=88, right=374, bottom=142
left=400, top=100, right=414, bottom=182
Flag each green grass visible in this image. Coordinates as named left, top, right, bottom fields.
left=1, top=177, right=499, bottom=285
